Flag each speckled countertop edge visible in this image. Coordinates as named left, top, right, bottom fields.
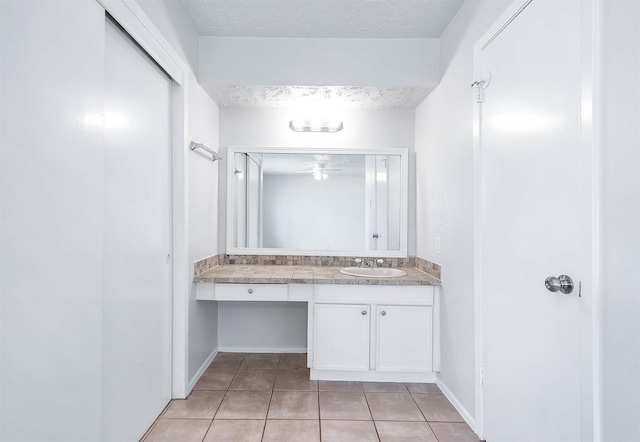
left=194, top=265, right=441, bottom=286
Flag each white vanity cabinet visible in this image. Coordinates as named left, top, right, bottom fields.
left=310, top=284, right=439, bottom=383
left=314, top=304, right=371, bottom=371
left=376, top=305, right=433, bottom=372
left=195, top=275, right=440, bottom=382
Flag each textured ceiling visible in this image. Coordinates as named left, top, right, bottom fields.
left=204, top=85, right=434, bottom=109
left=178, top=0, right=465, bottom=38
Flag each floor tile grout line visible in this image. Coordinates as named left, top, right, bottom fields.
left=407, top=389, right=443, bottom=442
left=319, top=417, right=374, bottom=421
left=359, top=393, right=381, bottom=442
left=158, top=416, right=219, bottom=420
left=371, top=420, right=382, bottom=441
left=261, top=384, right=275, bottom=440
left=362, top=389, right=378, bottom=431
left=199, top=416, right=215, bottom=442
left=203, top=354, right=240, bottom=440
left=409, top=391, right=467, bottom=425
left=408, top=388, right=429, bottom=423
left=159, top=354, right=461, bottom=441
left=426, top=420, right=441, bottom=442
left=140, top=392, right=175, bottom=441
left=428, top=419, right=472, bottom=423
left=211, top=386, right=231, bottom=421
left=317, top=384, right=322, bottom=441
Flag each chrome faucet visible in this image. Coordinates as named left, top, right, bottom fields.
left=354, top=258, right=384, bottom=268
left=354, top=258, right=373, bottom=268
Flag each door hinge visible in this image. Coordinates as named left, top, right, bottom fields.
left=480, top=366, right=484, bottom=386
left=579, top=281, right=582, bottom=298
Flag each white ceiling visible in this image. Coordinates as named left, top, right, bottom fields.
left=180, top=0, right=459, bottom=108
left=178, top=0, right=464, bottom=38
left=204, top=85, right=435, bottom=109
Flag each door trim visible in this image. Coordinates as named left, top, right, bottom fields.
left=96, top=0, right=192, bottom=399
left=96, top=0, right=183, bottom=84
left=472, top=0, right=598, bottom=439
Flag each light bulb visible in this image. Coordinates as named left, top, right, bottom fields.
left=289, top=118, right=343, bottom=132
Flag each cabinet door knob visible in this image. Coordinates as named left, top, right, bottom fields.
left=361, top=310, right=367, bottom=315
left=248, top=289, right=253, bottom=294
left=381, top=311, right=386, bottom=316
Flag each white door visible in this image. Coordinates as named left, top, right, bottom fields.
left=365, top=155, right=391, bottom=250
left=314, top=304, right=370, bottom=370
left=375, top=156, right=389, bottom=250
left=102, top=16, right=172, bottom=441
left=476, top=1, right=586, bottom=440
left=376, top=305, right=432, bottom=372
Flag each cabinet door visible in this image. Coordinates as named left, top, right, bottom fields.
left=314, top=304, right=370, bottom=371
left=376, top=305, right=432, bottom=372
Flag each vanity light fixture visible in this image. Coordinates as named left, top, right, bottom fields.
left=289, top=118, right=343, bottom=133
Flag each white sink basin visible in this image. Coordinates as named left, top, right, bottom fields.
left=339, top=267, right=407, bottom=278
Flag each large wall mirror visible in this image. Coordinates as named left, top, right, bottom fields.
left=227, top=147, right=408, bottom=257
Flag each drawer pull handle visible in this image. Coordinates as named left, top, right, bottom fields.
left=361, top=310, right=367, bottom=315
left=381, top=311, right=387, bottom=316
left=248, top=289, right=253, bottom=294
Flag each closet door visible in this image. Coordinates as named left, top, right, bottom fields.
left=102, top=16, right=172, bottom=441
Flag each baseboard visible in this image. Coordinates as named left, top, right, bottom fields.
left=311, top=369, right=437, bottom=383
left=436, top=377, right=477, bottom=432
left=187, top=348, right=218, bottom=394
left=218, top=346, right=307, bottom=354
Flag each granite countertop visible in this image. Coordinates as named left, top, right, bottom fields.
left=194, top=265, right=441, bottom=286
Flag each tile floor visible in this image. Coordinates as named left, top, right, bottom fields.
left=142, top=353, right=480, bottom=442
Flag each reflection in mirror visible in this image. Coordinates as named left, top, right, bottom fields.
left=229, top=148, right=407, bottom=256
left=233, top=152, right=262, bottom=248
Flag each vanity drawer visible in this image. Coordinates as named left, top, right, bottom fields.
left=315, top=284, right=434, bottom=305
left=215, top=283, right=288, bottom=301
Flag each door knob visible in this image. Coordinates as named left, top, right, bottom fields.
left=361, top=310, right=367, bottom=315
left=545, top=275, right=574, bottom=294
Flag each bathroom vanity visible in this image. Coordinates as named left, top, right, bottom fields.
left=197, top=145, right=440, bottom=382
left=195, top=264, right=440, bottom=383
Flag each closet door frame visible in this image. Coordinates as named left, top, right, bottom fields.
left=97, top=0, right=192, bottom=399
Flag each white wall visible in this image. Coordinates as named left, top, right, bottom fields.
left=263, top=175, right=366, bottom=250
left=414, top=0, right=510, bottom=421
left=186, top=82, right=220, bottom=381
left=200, top=37, right=439, bottom=87
left=0, top=2, right=106, bottom=439
left=137, top=0, right=221, bottom=386
left=597, top=0, right=640, bottom=440
left=218, top=302, right=308, bottom=352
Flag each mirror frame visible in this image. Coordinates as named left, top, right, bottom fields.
left=226, top=146, right=409, bottom=258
